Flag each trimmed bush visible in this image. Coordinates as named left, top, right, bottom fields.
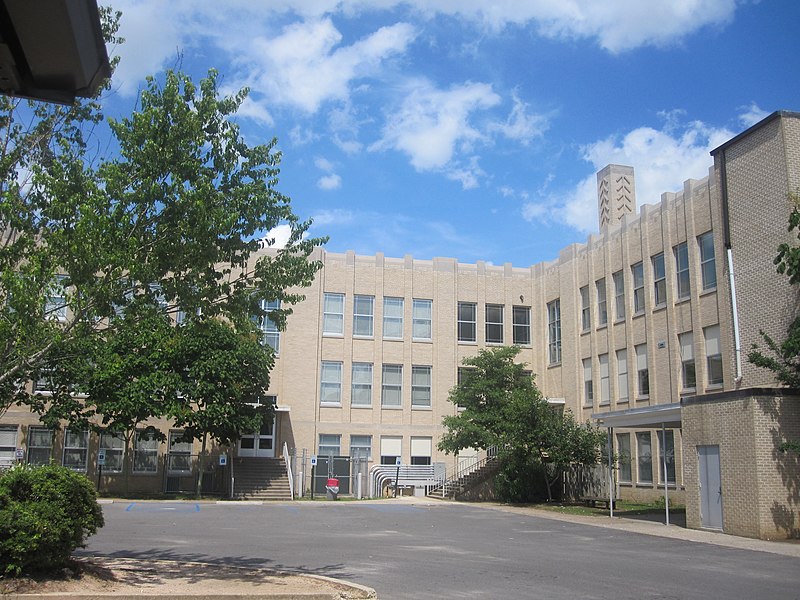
left=0, top=464, right=104, bottom=576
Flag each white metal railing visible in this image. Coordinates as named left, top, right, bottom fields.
left=427, top=446, right=498, bottom=498
left=369, top=464, right=440, bottom=498
left=282, top=442, right=294, bottom=499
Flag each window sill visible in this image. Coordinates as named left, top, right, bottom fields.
left=635, top=483, right=654, bottom=488
left=458, top=340, right=478, bottom=345
left=616, top=399, right=629, bottom=404
left=411, top=406, right=432, bottom=411
left=636, top=395, right=650, bottom=402
left=680, top=388, right=697, bottom=396
left=632, top=311, right=645, bottom=319
left=412, top=338, right=433, bottom=344
left=674, top=296, right=690, bottom=306
left=383, top=336, right=403, bottom=342
left=705, top=383, right=723, bottom=391
left=381, top=406, right=403, bottom=410
left=614, top=318, right=626, bottom=325
left=596, top=324, right=608, bottom=331
left=653, top=304, right=667, bottom=313
left=547, top=362, right=562, bottom=369
left=486, top=341, right=505, bottom=346
left=700, top=287, right=717, bottom=297
left=322, top=333, right=344, bottom=339
left=353, top=335, right=374, bottom=340
left=320, top=403, right=342, bottom=408
left=350, top=404, right=373, bottom=409
left=581, top=329, right=590, bottom=336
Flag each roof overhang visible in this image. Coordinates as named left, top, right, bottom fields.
left=591, top=403, right=682, bottom=429
left=546, top=397, right=566, bottom=406
left=0, top=0, right=111, bottom=104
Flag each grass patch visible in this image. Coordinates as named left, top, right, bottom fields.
left=523, top=500, right=685, bottom=518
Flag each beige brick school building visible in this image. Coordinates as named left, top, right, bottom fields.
left=2, top=110, right=799, bottom=539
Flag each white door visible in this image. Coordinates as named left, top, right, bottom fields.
left=239, top=420, right=275, bottom=458
left=698, top=445, right=723, bottom=530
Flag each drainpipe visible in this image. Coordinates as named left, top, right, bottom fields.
left=727, top=248, right=743, bottom=384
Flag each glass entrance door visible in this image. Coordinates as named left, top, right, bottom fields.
left=239, top=420, right=275, bottom=458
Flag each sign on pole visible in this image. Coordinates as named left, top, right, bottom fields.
left=310, top=455, right=317, bottom=466
left=97, top=449, right=106, bottom=466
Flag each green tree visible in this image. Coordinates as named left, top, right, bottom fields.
left=748, top=193, right=800, bottom=452
left=439, top=346, right=605, bottom=501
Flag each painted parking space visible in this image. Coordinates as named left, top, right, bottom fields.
left=124, top=502, right=201, bottom=513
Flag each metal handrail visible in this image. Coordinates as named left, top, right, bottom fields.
left=427, top=446, right=498, bottom=498
left=282, top=442, right=294, bottom=499
left=368, top=464, right=438, bottom=498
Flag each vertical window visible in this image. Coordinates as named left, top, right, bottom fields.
left=457, top=367, right=474, bottom=410
left=616, top=433, right=632, bottom=483
left=613, top=270, right=625, bottom=320
left=485, top=304, right=504, bottom=343
left=652, top=253, right=666, bottom=306
left=351, top=362, right=373, bottom=407
left=680, top=331, right=696, bottom=390
left=698, top=231, right=717, bottom=290
left=320, top=361, right=343, bottom=405
left=323, top=293, right=344, bottom=335
left=410, top=437, right=432, bottom=466
left=380, top=436, right=402, bottom=465
left=45, top=276, right=67, bottom=321
left=457, top=302, right=477, bottom=342
left=512, top=306, right=531, bottom=345
left=636, top=432, right=653, bottom=484
left=0, top=426, right=18, bottom=466
left=260, top=299, right=280, bottom=354
left=318, top=434, right=341, bottom=457
left=100, top=431, right=125, bottom=473
left=133, top=430, right=158, bottom=473
left=636, top=344, right=649, bottom=397
left=674, top=242, right=690, bottom=300
left=583, top=358, right=593, bottom=407
left=63, top=430, right=88, bottom=471
left=353, top=295, right=374, bottom=337
left=547, top=300, right=561, bottom=364
left=168, top=431, right=192, bottom=473
left=381, top=364, right=403, bottom=408
left=632, top=262, right=645, bottom=313
left=596, top=278, right=607, bottom=326
left=704, top=325, right=723, bottom=386
left=658, top=430, right=676, bottom=484
left=580, top=286, right=591, bottom=331
left=383, top=297, right=404, bottom=339
left=616, top=349, right=629, bottom=403
left=27, top=427, right=52, bottom=466
left=350, top=435, right=372, bottom=460
left=599, top=354, right=610, bottom=405
left=411, top=366, right=432, bottom=408
left=412, top=299, right=432, bottom=340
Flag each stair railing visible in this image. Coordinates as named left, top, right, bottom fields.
left=282, top=442, right=294, bottom=499
left=427, top=446, right=498, bottom=499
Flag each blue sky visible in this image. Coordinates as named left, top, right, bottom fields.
left=103, top=0, right=799, bottom=267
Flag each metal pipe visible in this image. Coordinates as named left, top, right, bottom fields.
left=727, top=248, right=743, bottom=383
left=662, top=424, right=670, bottom=526
left=608, top=427, right=614, bottom=518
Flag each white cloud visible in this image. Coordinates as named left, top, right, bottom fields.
left=317, top=174, right=343, bottom=190
left=488, top=93, right=549, bottom=144
left=738, top=102, right=771, bottom=128
left=312, top=209, right=356, bottom=226
left=523, top=114, right=735, bottom=233
left=261, top=224, right=295, bottom=248
left=315, top=157, right=335, bottom=172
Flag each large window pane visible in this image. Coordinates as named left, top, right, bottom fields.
left=458, top=302, right=477, bottom=342
left=548, top=300, right=561, bottom=364
left=636, top=432, right=652, bottom=484
left=383, top=297, right=404, bottom=339
left=699, top=231, right=717, bottom=290
left=351, top=362, right=373, bottom=406
left=412, top=299, right=432, bottom=340
left=411, top=366, right=431, bottom=408
left=512, top=306, right=530, bottom=345
left=353, top=295, right=374, bottom=337
left=320, top=361, right=343, bottom=405
left=323, top=293, right=344, bottom=335
left=381, top=365, right=403, bottom=407
left=485, top=304, right=504, bottom=344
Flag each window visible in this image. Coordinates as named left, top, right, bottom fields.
left=616, top=349, right=629, bottom=403
left=27, top=427, right=52, bottom=466
left=350, top=435, right=372, bottom=460
left=351, top=362, right=373, bottom=407
left=320, top=361, right=343, bottom=405
left=319, top=434, right=341, bottom=457
left=704, top=325, right=723, bottom=386
left=323, top=293, right=344, bottom=335
left=616, top=433, right=632, bottom=483
left=580, top=286, right=590, bottom=331
left=410, top=437, right=432, bottom=466
left=411, top=366, right=432, bottom=408
left=383, top=297, right=404, bottom=339
left=512, top=306, right=531, bottom=345
left=133, top=430, right=158, bottom=473
left=63, top=429, right=88, bottom=471
left=0, top=426, right=17, bottom=466
left=636, top=344, right=649, bottom=397
left=547, top=300, right=561, bottom=364
left=613, top=270, right=625, bottom=320
left=632, top=262, right=645, bottom=313
left=168, top=431, right=192, bottom=473
left=353, top=295, right=374, bottom=337
left=679, top=331, right=696, bottom=391
left=652, top=253, right=666, bottom=306
left=381, top=364, right=403, bottom=408
left=636, top=432, right=653, bottom=484
left=596, top=278, right=607, bottom=326
left=485, top=304, right=504, bottom=344
left=45, top=276, right=67, bottom=321
left=380, top=436, right=402, bottom=465
left=698, top=231, right=717, bottom=290
left=674, top=242, right=690, bottom=300
left=34, top=369, right=53, bottom=393
left=582, top=358, right=593, bottom=407
left=658, top=430, right=676, bottom=484
left=457, top=367, right=474, bottom=410
left=259, top=299, right=280, bottom=354
left=457, top=302, right=477, bottom=342
left=412, top=299, right=432, bottom=340
left=100, top=431, right=125, bottom=473
left=599, top=354, right=610, bottom=405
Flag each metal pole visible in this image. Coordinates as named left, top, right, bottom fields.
left=607, top=428, right=614, bottom=518
left=662, top=423, right=670, bottom=526
left=311, top=464, right=315, bottom=500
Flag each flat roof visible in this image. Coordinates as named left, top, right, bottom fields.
left=591, top=403, right=681, bottom=429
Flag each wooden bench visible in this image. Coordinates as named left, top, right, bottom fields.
left=580, top=496, right=618, bottom=509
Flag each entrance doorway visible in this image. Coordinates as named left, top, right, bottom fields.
left=698, top=445, right=723, bottom=530
left=239, top=420, right=275, bottom=458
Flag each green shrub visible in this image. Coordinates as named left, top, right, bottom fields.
left=0, top=464, right=104, bottom=576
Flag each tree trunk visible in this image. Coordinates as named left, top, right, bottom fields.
left=196, top=432, right=207, bottom=499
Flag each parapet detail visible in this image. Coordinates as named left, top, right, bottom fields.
left=597, top=164, right=636, bottom=230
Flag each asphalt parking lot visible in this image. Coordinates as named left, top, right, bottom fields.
left=83, top=499, right=800, bottom=599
